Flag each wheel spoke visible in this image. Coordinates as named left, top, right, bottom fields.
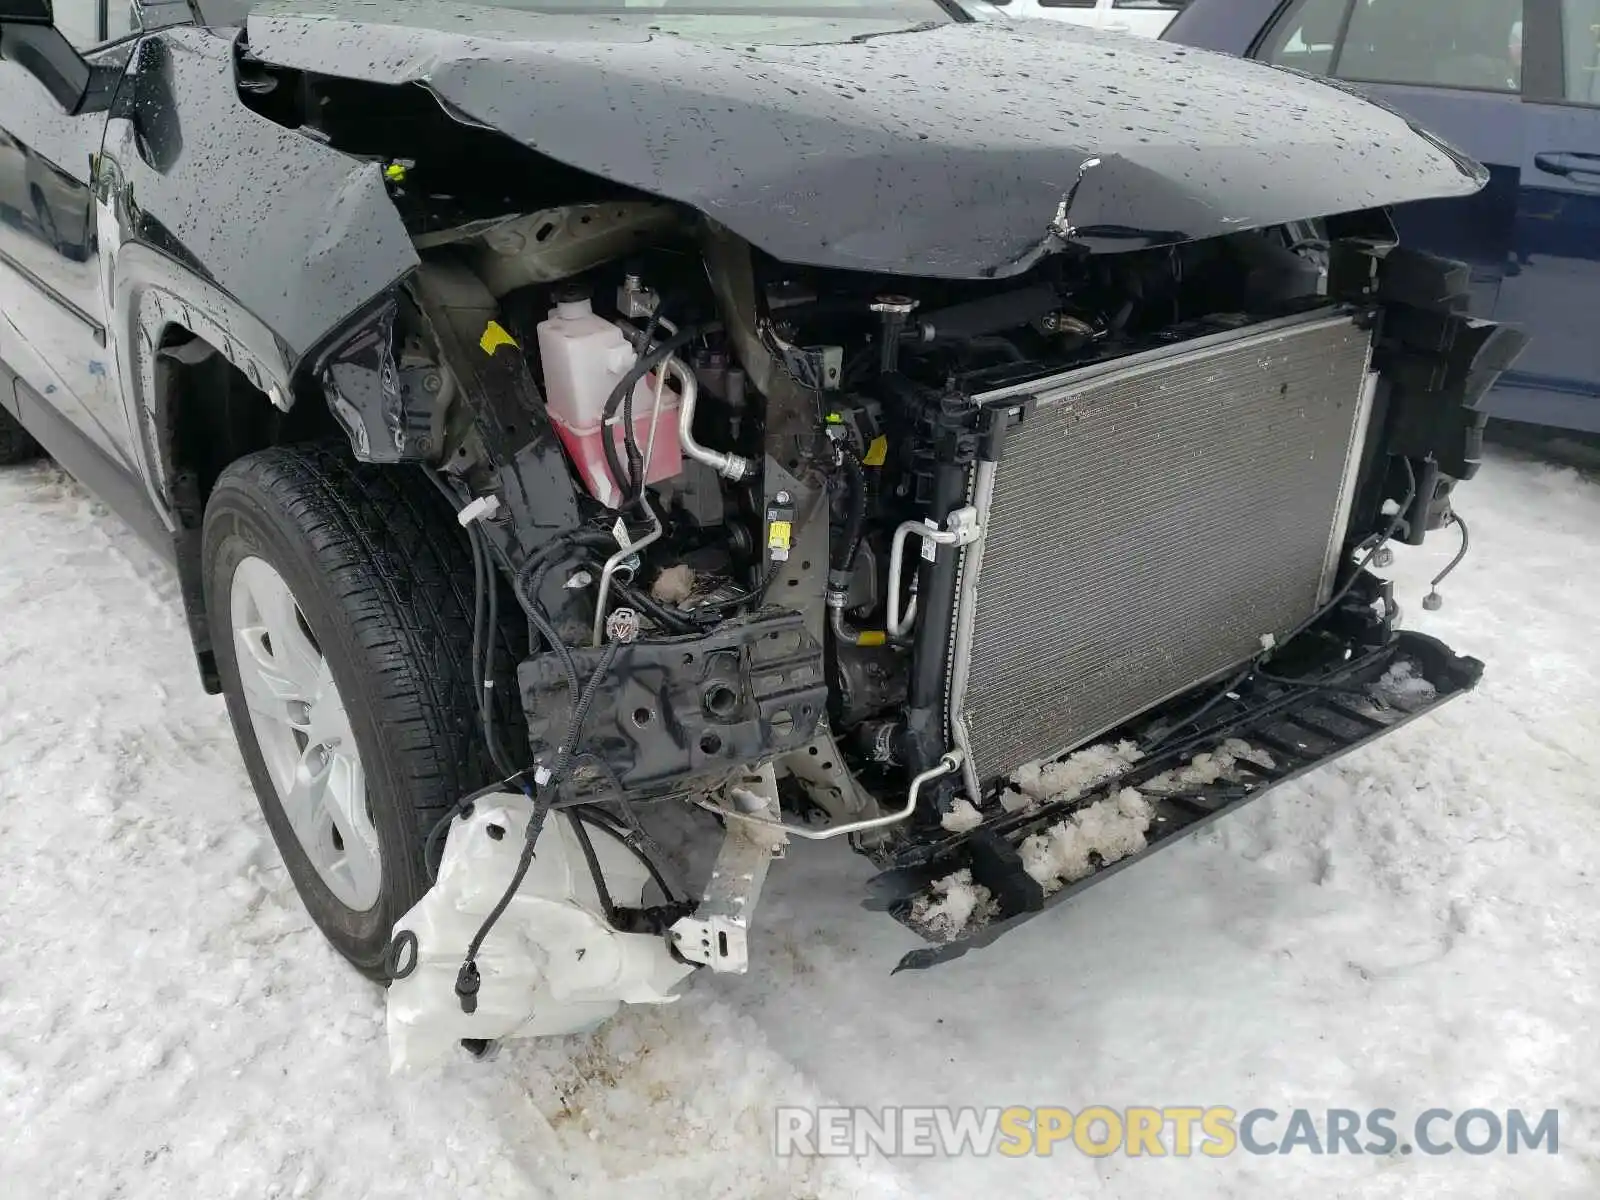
left=234, top=630, right=313, bottom=719
left=324, top=751, right=381, bottom=909
left=280, top=741, right=334, bottom=852
left=236, top=559, right=324, bottom=701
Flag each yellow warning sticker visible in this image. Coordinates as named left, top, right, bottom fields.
left=863, top=435, right=889, bottom=467
left=767, top=520, right=792, bottom=551
left=479, top=321, right=519, bottom=356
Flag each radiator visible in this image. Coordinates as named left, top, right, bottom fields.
left=947, top=309, right=1376, bottom=793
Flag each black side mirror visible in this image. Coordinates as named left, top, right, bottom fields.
left=0, top=0, right=119, bottom=115
left=0, top=0, right=54, bottom=22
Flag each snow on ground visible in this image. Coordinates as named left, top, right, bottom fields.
left=1, top=445, right=1597, bottom=1198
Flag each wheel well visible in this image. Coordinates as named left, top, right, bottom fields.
left=154, top=327, right=339, bottom=692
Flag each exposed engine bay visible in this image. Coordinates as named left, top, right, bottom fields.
left=311, top=186, right=1521, bottom=1065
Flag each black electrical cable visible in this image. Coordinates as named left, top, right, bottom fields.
left=617, top=307, right=664, bottom=506
left=455, top=639, right=623, bottom=1013
left=469, top=501, right=487, bottom=701
left=424, top=469, right=518, bottom=780
left=830, top=445, right=867, bottom=576
left=1429, top=512, right=1470, bottom=591
left=601, top=324, right=701, bottom=508
left=567, top=804, right=684, bottom=904
left=608, top=574, right=704, bottom=634
left=1277, top=456, right=1418, bottom=649
left=514, top=536, right=604, bottom=703
left=475, top=524, right=516, bottom=780
left=566, top=812, right=617, bottom=919
left=1253, top=665, right=1370, bottom=696
left=1143, top=458, right=1420, bottom=757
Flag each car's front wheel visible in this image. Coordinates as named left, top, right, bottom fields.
left=203, top=444, right=523, bottom=977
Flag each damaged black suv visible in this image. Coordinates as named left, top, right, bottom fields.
left=0, top=0, right=1524, bottom=1065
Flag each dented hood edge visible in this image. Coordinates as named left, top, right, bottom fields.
left=246, top=0, right=1487, bottom=279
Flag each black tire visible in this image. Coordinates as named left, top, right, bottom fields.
left=203, top=443, right=526, bottom=979
left=0, top=408, right=42, bottom=465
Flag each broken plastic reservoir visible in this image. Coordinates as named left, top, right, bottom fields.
left=537, top=295, right=682, bottom=508
left=387, top=794, right=694, bottom=1071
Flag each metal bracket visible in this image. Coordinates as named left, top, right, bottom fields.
left=669, top=763, right=788, bottom=973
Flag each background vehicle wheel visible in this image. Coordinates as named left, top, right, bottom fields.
left=203, top=443, right=525, bottom=978
left=0, top=409, right=42, bottom=465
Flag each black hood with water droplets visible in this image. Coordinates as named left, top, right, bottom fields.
left=245, top=0, right=1486, bottom=278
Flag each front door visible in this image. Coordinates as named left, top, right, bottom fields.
left=0, top=0, right=139, bottom=466
left=1258, top=0, right=1527, bottom=326
left=1495, top=0, right=1600, bottom=429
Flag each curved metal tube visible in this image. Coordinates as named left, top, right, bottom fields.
left=669, top=356, right=752, bottom=481
left=699, top=751, right=963, bottom=842
left=887, top=519, right=948, bottom=638
left=591, top=494, right=664, bottom=646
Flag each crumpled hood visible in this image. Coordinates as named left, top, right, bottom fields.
left=245, top=0, right=1486, bottom=278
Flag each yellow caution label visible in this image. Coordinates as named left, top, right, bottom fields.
left=479, top=321, right=519, bottom=356
left=767, top=519, right=792, bottom=551
left=863, top=435, right=889, bottom=467
left=857, top=630, right=888, bottom=647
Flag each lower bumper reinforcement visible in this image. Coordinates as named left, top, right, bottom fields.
left=866, top=631, right=1482, bottom=971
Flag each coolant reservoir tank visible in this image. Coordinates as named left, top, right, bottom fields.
left=537, top=291, right=682, bottom=508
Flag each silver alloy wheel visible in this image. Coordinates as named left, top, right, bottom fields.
left=229, top=555, right=381, bottom=910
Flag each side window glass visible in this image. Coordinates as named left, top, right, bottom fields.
left=1562, top=0, right=1600, bottom=102
left=51, top=0, right=142, bottom=51
left=106, top=0, right=142, bottom=43
left=51, top=0, right=102, bottom=49
left=1262, top=0, right=1348, bottom=76
left=1338, top=0, right=1524, bottom=92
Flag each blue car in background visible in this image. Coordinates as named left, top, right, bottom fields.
left=1166, top=0, right=1600, bottom=432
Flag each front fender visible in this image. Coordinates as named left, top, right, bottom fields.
left=101, top=27, right=415, bottom=372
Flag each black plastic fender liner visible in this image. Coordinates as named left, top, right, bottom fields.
left=869, top=630, right=1483, bottom=971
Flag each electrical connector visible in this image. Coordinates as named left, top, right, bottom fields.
left=457, top=495, right=502, bottom=527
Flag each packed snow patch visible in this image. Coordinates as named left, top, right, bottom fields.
left=1019, top=787, right=1153, bottom=894
left=1011, top=738, right=1144, bottom=806
left=1142, top=737, right=1274, bottom=796
left=1368, top=658, right=1438, bottom=707
left=940, top=797, right=984, bottom=833
left=909, top=868, right=996, bottom=940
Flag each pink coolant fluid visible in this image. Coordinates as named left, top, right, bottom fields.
left=536, top=293, right=683, bottom=508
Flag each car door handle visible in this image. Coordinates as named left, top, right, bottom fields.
left=1534, top=151, right=1600, bottom=178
